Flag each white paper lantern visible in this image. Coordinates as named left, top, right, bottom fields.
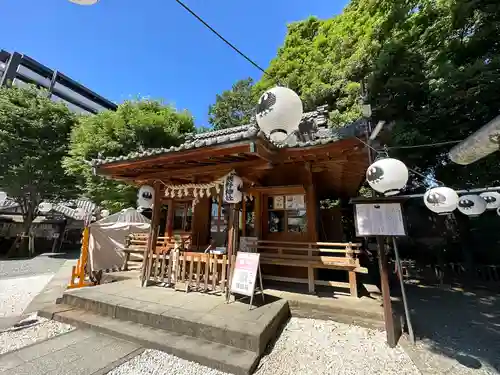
left=137, top=185, right=154, bottom=208
left=38, top=202, right=53, bottom=213
left=69, top=0, right=99, bottom=5
left=424, top=187, right=459, bottom=215
left=256, top=86, right=303, bottom=142
left=457, top=194, right=487, bottom=217
left=366, top=158, right=409, bottom=196
left=224, top=172, right=243, bottom=203
left=101, top=209, right=110, bottom=217
left=479, top=191, right=500, bottom=210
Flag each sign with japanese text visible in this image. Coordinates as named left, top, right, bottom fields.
left=230, top=252, right=260, bottom=296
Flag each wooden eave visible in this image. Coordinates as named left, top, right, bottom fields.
left=95, top=140, right=277, bottom=186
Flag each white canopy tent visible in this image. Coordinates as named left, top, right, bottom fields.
left=88, top=207, right=150, bottom=272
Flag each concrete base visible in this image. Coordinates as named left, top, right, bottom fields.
left=40, top=279, right=290, bottom=375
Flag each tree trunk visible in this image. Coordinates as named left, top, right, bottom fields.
left=7, top=206, right=36, bottom=258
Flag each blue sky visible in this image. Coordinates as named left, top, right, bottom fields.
left=3, top=0, right=348, bottom=126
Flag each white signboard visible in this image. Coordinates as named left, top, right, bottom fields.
left=355, top=203, right=406, bottom=237
left=230, top=252, right=260, bottom=296
left=285, top=195, right=305, bottom=209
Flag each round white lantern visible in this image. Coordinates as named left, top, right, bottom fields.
left=137, top=185, right=154, bottom=209
left=68, top=0, right=99, bottom=5
left=366, top=158, right=409, bottom=196
left=457, top=194, right=487, bottom=217
left=38, top=202, right=53, bottom=213
left=223, top=172, right=243, bottom=204
left=424, top=187, right=459, bottom=215
left=255, top=86, right=303, bottom=142
left=479, top=191, right=500, bottom=210
left=100, top=209, right=110, bottom=217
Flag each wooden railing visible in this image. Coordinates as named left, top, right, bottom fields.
left=126, top=233, right=232, bottom=294
left=122, top=233, right=191, bottom=271
left=250, top=240, right=366, bottom=297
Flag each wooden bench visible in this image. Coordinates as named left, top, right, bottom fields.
left=122, top=233, right=191, bottom=271
left=251, top=240, right=367, bottom=297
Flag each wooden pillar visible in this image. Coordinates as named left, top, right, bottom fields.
left=254, top=193, right=262, bottom=239
left=165, top=199, right=174, bottom=238
left=305, top=163, right=318, bottom=242
left=141, top=181, right=162, bottom=287
left=377, top=236, right=397, bottom=347
left=225, top=203, right=239, bottom=301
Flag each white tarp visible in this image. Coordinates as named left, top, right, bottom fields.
left=88, top=208, right=150, bottom=272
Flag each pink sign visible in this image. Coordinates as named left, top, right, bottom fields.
left=230, top=252, right=260, bottom=296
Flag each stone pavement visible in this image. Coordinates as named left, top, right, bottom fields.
left=23, top=259, right=77, bottom=316
left=0, top=329, right=143, bottom=375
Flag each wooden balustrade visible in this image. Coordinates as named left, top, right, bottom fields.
left=249, top=239, right=366, bottom=297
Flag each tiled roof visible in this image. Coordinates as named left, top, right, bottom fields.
left=91, top=105, right=367, bottom=167
left=0, top=196, right=96, bottom=221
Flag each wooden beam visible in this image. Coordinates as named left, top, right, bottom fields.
left=246, top=185, right=305, bottom=196
left=126, top=159, right=267, bottom=181
left=97, top=142, right=254, bottom=172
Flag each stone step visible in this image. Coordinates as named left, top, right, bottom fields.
left=40, top=304, right=260, bottom=375
left=58, top=290, right=288, bottom=354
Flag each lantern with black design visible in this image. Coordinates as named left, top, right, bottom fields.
left=479, top=191, right=500, bottom=210
left=137, top=185, right=154, bottom=209
left=423, top=187, right=459, bottom=215
left=366, top=158, right=409, bottom=196
left=457, top=194, right=487, bottom=217
left=223, top=172, right=243, bottom=204
left=255, top=87, right=303, bottom=143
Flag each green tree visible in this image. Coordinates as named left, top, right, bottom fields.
left=0, top=85, right=79, bottom=257
left=64, top=99, right=195, bottom=211
left=208, top=78, right=256, bottom=130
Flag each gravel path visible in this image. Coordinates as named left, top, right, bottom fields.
left=0, top=273, right=53, bottom=318
left=108, top=318, right=419, bottom=375
left=0, top=252, right=77, bottom=279
left=107, top=349, right=229, bottom=375
left=0, top=316, right=74, bottom=355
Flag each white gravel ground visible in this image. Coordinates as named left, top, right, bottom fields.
left=0, top=316, right=74, bottom=355
left=0, top=273, right=54, bottom=318
left=107, top=318, right=420, bottom=375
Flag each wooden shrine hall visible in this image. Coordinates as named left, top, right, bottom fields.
left=91, top=106, right=371, bottom=297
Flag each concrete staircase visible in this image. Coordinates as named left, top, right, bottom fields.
left=39, top=283, right=290, bottom=375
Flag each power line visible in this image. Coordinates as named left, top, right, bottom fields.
left=382, top=140, right=462, bottom=150
left=173, top=0, right=276, bottom=82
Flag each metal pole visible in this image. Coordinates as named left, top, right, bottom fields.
left=392, top=237, right=415, bottom=344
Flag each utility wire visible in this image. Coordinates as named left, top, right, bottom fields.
left=381, top=140, right=462, bottom=150
left=173, top=0, right=277, bottom=83
left=356, top=136, right=447, bottom=187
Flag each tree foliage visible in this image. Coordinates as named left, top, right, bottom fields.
left=210, top=0, right=500, bottom=188
left=0, top=85, right=79, bottom=256
left=208, top=78, right=256, bottom=130
left=63, top=100, right=195, bottom=211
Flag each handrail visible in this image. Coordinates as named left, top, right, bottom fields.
left=248, top=239, right=362, bottom=247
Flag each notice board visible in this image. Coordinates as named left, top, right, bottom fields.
left=354, top=203, right=406, bottom=237
left=230, top=252, right=260, bottom=296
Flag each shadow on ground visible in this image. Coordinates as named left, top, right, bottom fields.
left=402, top=283, right=500, bottom=373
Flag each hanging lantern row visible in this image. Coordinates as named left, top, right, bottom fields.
left=365, top=157, right=499, bottom=217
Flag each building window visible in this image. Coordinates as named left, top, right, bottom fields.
left=267, top=195, right=307, bottom=234
left=173, top=203, right=192, bottom=232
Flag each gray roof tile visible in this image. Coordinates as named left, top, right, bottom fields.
left=91, top=106, right=366, bottom=166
